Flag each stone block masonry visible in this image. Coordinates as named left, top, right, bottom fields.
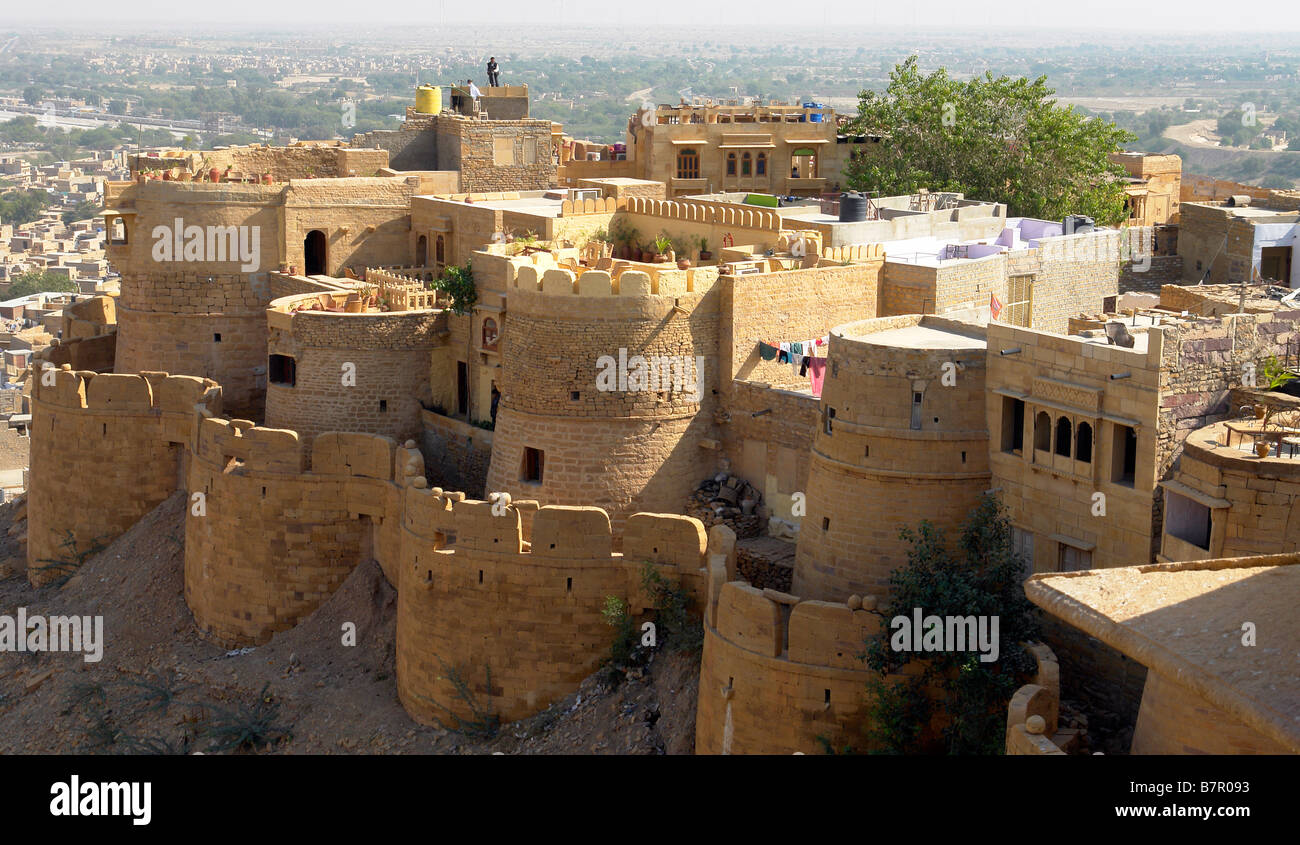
left=485, top=269, right=721, bottom=536
left=793, top=315, right=990, bottom=601
left=264, top=293, right=448, bottom=459
left=26, top=369, right=221, bottom=586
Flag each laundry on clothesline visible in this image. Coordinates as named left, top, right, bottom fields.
left=756, top=335, right=830, bottom=396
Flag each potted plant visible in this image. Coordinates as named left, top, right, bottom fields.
left=697, top=235, right=713, bottom=262
left=610, top=220, right=639, bottom=261
left=1261, top=356, right=1298, bottom=392
left=1255, top=439, right=1272, bottom=458
left=653, top=234, right=673, bottom=264
left=672, top=236, right=691, bottom=269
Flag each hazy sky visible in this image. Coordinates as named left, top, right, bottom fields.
left=6, top=0, right=1297, bottom=32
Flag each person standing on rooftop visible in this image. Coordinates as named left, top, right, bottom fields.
left=487, top=57, right=500, bottom=87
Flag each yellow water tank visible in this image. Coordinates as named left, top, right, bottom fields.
left=415, top=85, right=442, bottom=115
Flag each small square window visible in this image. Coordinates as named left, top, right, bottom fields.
left=521, top=447, right=544, bottom=483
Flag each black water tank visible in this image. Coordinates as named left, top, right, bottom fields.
left=839, top=191, right=868, bottom=222
left=1063, top=214, right=1095, bottom=235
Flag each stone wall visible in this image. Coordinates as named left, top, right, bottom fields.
left=26, top=369, right=220, bottom=586
left=1130, top=670, right=1288, bottom=754
left=1176, top=203, right=1260, bottom=284
left=434, top=115, right=557, bottom=193
left=1162, top=421, right=1300, bottom=560
left=986, top=322, right=1163, bottom=572
left=420, top=410, right=493, bottom=497
left=131, top=145, right=390, bottom=181
left=352, top=126, right=440, bottom=172
left=103, top=176, right=425, bottom=416
left=1181, top=174, right=1300, bottom=210
left=1119, top=256, right=1183, bottom=294
left=721, top=261, right=882, bottom=390
left=485, top=267, right=720, bottom=535
left=0, top=426, right=29, bottom=474
left=793, top=314, right=990, bottom=600
left=185, top=423, right=407, bottom=646
left=398, top=506, right=707, bottom=725
left=695, top=579, right=881, bottom=754
left=264, top=293, right=446, bottom=458
left=1004, top=642, right=1068, bottom=755
left=720, top=380, right=820, bottom=528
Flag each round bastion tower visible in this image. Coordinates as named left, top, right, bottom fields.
left=485, top=265, right=720, bottom=537
left=107, top=182, right=285, bottom=418
left=263, top=290, right=443, bottom=457
left=792, top=314, right=991, bottom=601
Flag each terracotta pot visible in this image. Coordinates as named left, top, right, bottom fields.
left=1256, top=441, right=1272, bottom=458
left=699, top=250, right=713, bottom=261
left=162, top=170, right=172, bottom=181
left=633, top=249, right=645, bottom=262
left=677, top=258, right=691, bottom=270
left=262, top=173, right=273, bottom=185
left=208, top=167, right=220, bottom=183
left=1256, top=404, right=1267, bottom=419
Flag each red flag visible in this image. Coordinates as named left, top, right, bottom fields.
left=990, top=293, right=1003, bottom=320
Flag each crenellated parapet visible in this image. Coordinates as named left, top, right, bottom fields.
left=28, top=358, right=714, bottom=724
left=695, top=567, right=890, bottom=754
left=26, top=367, right=222, bottom=586
left=395, top=504, right=710, bottom=726
left=486, top=264, right=722, bottom=533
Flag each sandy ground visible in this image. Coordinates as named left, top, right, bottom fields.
left=1056, top=96, right=1187, bottom=112
left=1164, top=118, right=1222, bottom=148
left=0, top=493, right=699, bottom=755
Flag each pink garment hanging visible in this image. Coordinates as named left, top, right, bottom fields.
left=808, top=356, right=827, bottom=397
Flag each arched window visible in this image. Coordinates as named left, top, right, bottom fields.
left=676, top=148, right=700, bottom=179
left=1076, top=421, right=1093, bottom=463
left=1055, top=416, right=1072, bottom=457
left=1034, top=411, right=1051, bottom=452
left=416, top=235, right=428, bottom=266
left=482, top=317, right=498, bottom=350
left=726, top=152, right=737, bottom=177
left=303, top=229, right=327, bottom=276
left=435, top=235, right=445, bottom=265
left=741, top=151, right=752, bottom=176
left=756, top=151, right=767, bottom=176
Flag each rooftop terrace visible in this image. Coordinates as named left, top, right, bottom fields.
left=1025, top=553, right=1300, bottom=752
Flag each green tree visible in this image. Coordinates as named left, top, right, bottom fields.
left=7, top=270, right=78, bottom=299
left=22, top=85, right=44, bottom=105
left=861, top=494, right=1040, bottom=755
left=845, top=56, right=1136, bottom=225
left=0, top=189, right=53, bottom=226
left=61, top=200, right=102, bottom=226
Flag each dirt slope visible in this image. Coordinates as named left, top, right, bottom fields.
left=0, top=494, right=698, bottom=755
